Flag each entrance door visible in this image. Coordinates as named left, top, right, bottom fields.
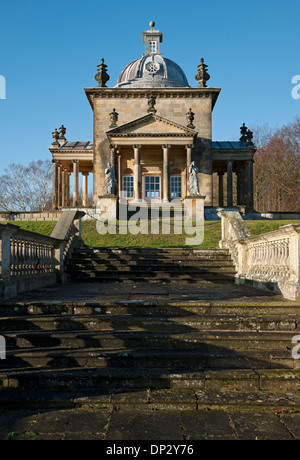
left=144, top=176, right=161, bottom=202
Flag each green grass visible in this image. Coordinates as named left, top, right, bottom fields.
left=9, top=220, right=57, bottom=236
left=81, top=220, right=221, bottom=248
left=9, top=219, right=300, bottom=249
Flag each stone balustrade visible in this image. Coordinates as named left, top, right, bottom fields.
left=0, top=210, right=84, bottom=299
left=219, top=211, right=300, bottom=300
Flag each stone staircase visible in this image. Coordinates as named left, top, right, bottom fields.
left=1, top=297, right=300, bottom=410
left=66, top=248, right=237, bottom=284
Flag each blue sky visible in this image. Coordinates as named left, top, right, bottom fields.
left=0, top=0, right=299, bottom=170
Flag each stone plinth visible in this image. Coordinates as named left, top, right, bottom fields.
left=97, top=196, right=119, bottom=221
left=184, top=196, right=206, bottom=221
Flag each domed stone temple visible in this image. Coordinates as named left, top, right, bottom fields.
left=49, top=22, right=256, bottom=215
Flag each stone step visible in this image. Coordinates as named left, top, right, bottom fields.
left=0, top=301, right=299, bottom=318
left=0, top=344, right=296, bottom=371
left=67, top=273, right=236, bottom=283
left=0, top=314, right=298, bottom=333
left=74, top=248, right=230, bottom=256
left=2, top=388, right=300, bottom=411
left=2, top=367, right=300, bottom=392
left=2, top=330, right=296, bottom=352
left=71, top=254, right=233, bottom=262
left=68, top=261, right=235, bottom=269
left=0, top=388, right=300, bottom=412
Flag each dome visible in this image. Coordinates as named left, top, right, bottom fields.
left=115, top=54, right=190, bottom=88
left=114, top=22, right=190, bottom=89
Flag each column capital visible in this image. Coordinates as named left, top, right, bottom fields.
left=185, top=144, right=194, bottom=150
left=82, top=172, right=89, bottom=176
left=52, top=159, right=59, bottom=164
left=162, top=144, right=171, bottom=150
left=73, top=159, right=79, bottom=164
left=133, top=144, right=142, bottom=150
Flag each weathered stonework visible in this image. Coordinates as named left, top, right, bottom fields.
left=219, top=211, right=300, bottom=300
left=49, top=22, right=256, bottom=212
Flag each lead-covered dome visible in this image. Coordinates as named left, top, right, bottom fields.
left=115, top=22, right=190, bottom=89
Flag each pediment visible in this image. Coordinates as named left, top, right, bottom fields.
left=107, top=114, right=197, bottom=137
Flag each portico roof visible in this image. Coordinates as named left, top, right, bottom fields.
left=106, top=113, right=197, bottom=145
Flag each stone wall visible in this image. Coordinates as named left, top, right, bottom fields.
left=91, top=88, right=216, bottom=205
left=0, top=212, right=62, bottom=222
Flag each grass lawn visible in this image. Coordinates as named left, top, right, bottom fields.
left=9, top=219, right=300, bottom=249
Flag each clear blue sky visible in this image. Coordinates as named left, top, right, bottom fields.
left=0, top=0, right=299, bottom=171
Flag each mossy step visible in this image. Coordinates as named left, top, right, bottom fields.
left=2, top=367, right=300, bottom=391
left=0, top=314, right=297, bottom=333
left=2, top=330, right=297, bottom=352
left=0, top=302, right=299, bottom=318
left=0, top=344, right=297, bottom=371
left=1, top=388, right=300, bottom=410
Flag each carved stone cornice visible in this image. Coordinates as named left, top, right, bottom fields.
left=84, top=87, right=221, bottom=110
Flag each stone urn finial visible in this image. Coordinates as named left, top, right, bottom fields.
left=240, top=123, right=248, bottom=142
left=246, top=129, right=254, bottom=147
left=59, top=124, right=67, bottom=142
left=95, top=58, right=110, bottom=87
left=52, top=128, right=60, bottom=146
left=195, top=58, right=210, bottom=88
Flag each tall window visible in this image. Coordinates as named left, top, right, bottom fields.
left=123, top=176, right=134, bottom=198
left=149, top=41, right=157, bottom=53
left=171, top=176, right=182, bottom=198
left=145, top=176, right=160, bottom=198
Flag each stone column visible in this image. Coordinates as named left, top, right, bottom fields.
left=162, top=144, right=171, bottom=202
left=57, top=163, right=63, bottom=209
left=82, top=173, right=89, bottom=207
left=246, top=159, right=254, bottom=210
left=133, top=145, right=142, bottom=201
left=73, top=160, right=79, bottom=207
left=227, top=160, right=233, bottom=207
left=218, top=172, right=224, bottom=207
left=52, top=160, right=59, bottom=210
left=66, top=172, right=71, bottom=207
left=186, top=145, right=193, bottom=196
left=61, top=169, right=66, bottom=208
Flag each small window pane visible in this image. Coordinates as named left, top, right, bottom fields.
left=123, top=176, right=134, bottom=198
left=171, top=176, right=182, bottom=198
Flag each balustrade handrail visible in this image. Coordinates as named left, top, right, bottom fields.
left=218, top=211, right=300, bottom=301
left=0, top=210, right=85, bottom=299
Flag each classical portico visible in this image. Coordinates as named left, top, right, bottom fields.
left=50, top=136, right=94, bottom=210
left=106, top=114, right=197, bottom=202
